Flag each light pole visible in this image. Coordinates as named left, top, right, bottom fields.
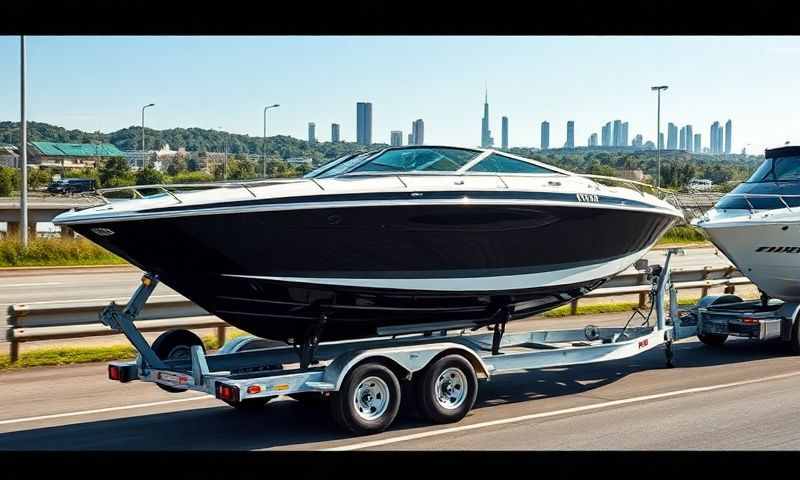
left=263, top=104, right=279, bottom=177
left=218, top=126, right=229, bottom=180
left=651, top=85, right=668, bottom=188
left=141, top=103, right=155, bottom=168
left=19, top=35, right=28, bottom=246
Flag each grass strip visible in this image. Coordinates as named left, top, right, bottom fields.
left=0, top=237, right=127, bottom=267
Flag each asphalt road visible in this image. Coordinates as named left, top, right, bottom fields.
left=2, top=312, right=799, bottom=450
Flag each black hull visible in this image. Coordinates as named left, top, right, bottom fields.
left=69, top=202, right=677, bottom=343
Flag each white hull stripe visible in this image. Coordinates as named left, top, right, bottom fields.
left=222, top=249, right=650, bottom=292
left=57, top=198, right=682, bottom=225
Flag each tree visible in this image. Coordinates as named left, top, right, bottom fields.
left=98, top=157, right=131, bottom=188
left=135, top=164, right=164, bottom=185
left=0, top=167, right=14, bottom=196
left=165, top=155, right=188, bottom=176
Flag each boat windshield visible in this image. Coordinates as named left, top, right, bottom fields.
left=744, top=156, right=800, bottom=183
left=304, top=151, right=375, bottom=179
left=348, top=147, right=481, bottom=174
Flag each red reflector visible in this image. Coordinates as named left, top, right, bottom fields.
left=742, top=318, right=759, bottom=325
left=247, top=385, right=262, bottom=395
left=109, top=365, right=120, bottom=381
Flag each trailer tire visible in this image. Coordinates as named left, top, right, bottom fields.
left=415, top=354, right=477, bottom=425
left=151, top=329, right=205, bottom=393
left=330, top=363, right=401, bottom=435
left=697, top=332, right=728, bottom=347
left=791, top=314, right=800, bottom=355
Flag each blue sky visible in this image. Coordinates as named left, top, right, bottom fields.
left=0, top=36, right=798, bottom=154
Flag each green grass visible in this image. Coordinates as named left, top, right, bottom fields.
left=0, top=237, right=127, bottom=267
left=542, top=297, right=701, bottom=318
left=657, top=225, right=709, bottom=245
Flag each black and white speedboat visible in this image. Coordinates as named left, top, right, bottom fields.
left=54, top=146, right=682, bottom=345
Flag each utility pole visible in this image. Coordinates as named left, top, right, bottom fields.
left=20, top=36, right=28, bottom=247
left=141, top=103, right=155, bottom=168
left=651, top=85, right=668, bottom=189
left=263, top=104, right=279, bottom=177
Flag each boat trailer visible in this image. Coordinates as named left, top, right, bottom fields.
left=103, top=249, right=697, bottom=435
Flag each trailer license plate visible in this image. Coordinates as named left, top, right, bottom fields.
left=158, top=372, right=189, bottom=385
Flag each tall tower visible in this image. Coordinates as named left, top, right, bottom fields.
left=612, top=120, right=622, bottom=147
left=331, top=123, right=340, bottom=143
left=565, top=121, right=575, bottom=148
left=481, top=86, right=493, bottom=148
left=390, top=130, right=402, bottom=147
left=412, top=119, right=424, bottom=145
left=725, top=119, right=732, bottom=154
left=501, top=116, right=509, bottom=149
left=540, top=121, right=550, bottom=150
left=356, top=102, right=372, bottom=145
left=685, top=125, right=693, bottom=153
left=308, top=122, right=316, bottom=144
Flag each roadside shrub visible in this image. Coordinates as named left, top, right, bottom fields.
left=170, top=170, right=214, bottom=184
left=0, top=237, right=125, bottom=267
left=0, top=166, right=14, bottom=196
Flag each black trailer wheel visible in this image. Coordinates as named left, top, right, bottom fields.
left=697, top=331, right=728, bottom=347
left=330, top=363, right=401, bottom=435
left=151, top=329, right=205, bottom=393
left=415, top=354, right=478, bottom=424
left=791, top=314, right=800, bottom=355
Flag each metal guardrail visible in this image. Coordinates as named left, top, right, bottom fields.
left=4, top=264, right=751, bottom=363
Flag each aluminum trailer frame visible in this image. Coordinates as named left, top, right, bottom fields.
left=104, top=250, right=694, bottom=429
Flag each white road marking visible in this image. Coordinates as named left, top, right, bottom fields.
left=0, top=282, right=64, bottom=288
left=323, top=370, right=800, bottom=451
left=0, top=395, right=215, bottom=426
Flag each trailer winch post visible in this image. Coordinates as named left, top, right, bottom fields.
left=655, top=249, right=680, bottom=367
left=99, top=273, right=168, bottom=370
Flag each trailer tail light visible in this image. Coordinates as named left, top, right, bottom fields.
left=216, top=383, right=240, bottom=403
left=108, top=363, right=137, bottom=383
left=247, top=384, right=262, bottom=395
left=742, top=317, right=760, bottom=325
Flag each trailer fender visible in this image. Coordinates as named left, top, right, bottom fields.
left=321, top=342, right=490, bottom=391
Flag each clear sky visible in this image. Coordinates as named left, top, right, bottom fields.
left=0, top=36, right=798, bottom=154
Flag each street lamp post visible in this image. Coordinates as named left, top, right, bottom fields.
left=19, top=35, right=28, bottom=247
left=263, top=104, right=279, bottom=177
left=141, top=103, right=155, bottom=168
left=651, top=85, right=668, bottom=189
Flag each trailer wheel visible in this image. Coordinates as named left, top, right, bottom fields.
left=697, top=332, right=728, bottom=347
left=151, top=329, right=205, bottom=393
left=330, top=363, right=401, bottom=435
left=415, top=354, right=477, bottom=424
left=791, top=314, right=800, bottom=355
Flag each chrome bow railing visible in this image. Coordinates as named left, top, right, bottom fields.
left=86, top=178, right=305, bottom=204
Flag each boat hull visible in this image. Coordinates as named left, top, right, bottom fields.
left=68, top=202, right=678, bottom=343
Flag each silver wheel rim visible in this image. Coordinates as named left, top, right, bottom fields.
left=353, top=376, right=390, bottom=421
left=435, top=367, right=468, bottom=410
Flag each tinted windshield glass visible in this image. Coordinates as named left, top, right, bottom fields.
left=350, top=147, right=480, bottom=174
left=469, top=153, right=559, bottom=174
left=744, top=157, right=800, bottom=183
left=304, top=152, right=372, bottom=179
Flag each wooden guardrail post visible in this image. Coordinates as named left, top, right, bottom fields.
left=216, top=326, right=227, bottom=347
left=8, top=331, right=19, bottom=363
left=637, top=273, right=648, bottom=308
left=570, top=299, right=579, bottom=315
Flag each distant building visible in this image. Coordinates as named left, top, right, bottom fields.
left=407, top=133, right=413, bottom=145
left=356, top=102, right=372, bottom=145
left=632, top=134, right=643, bottom=147
left=501, top=116, right=509, bottom=149
left=588, top=133, right=598, bottom=147
left=28, top=141, right=126, bottom=170
left=331, top=123, right=340, bottom=143
left=191, top=151, right=227, bottom=173
left=612, top=120, right=622, bottom=147
left=565, top=121, right=575, bottom=148
left=694, top=133, right=702, bottom=153
left=286, top=157, right=313, bottom=167
left=0, top=145, right=19, bottom=168
left=667, top=123, right=678, bottom=150
left=540, top=121, right=550, bottom=149
left=601, top=122, right=612, bottom=147
left=481, top=88, right=493, bottom=148
left=645, top=140, right=656, bottom=150
left=308, top=123, right=316, bottom=144
left=621, top=122, right=629, bottom=147
left=725, top=119, right=733, bottom=154
left=614, top=169, right=645, bottom=181
left=658, top=132, right=664, bottom=150
left=710, top=121, right=721, bottom=154
left=679, top=126, right=686, bottom=150
left=390, top=130, right=403, bottom=147
left=411, top=119, right=424, bottom=145
left=685, top=125, right=694, bottom=153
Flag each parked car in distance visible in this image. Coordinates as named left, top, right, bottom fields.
left=687, top=178, right=714, bottom=192
left=47, top=178, right=97, bottom=194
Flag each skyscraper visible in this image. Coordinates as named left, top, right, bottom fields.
left=725, top=119, right=732, bottom=154
left=308, top=122, right=316, bottom=144
left=565, top=121, right=575, bottom=148
left=658, top=132, right=664, bottom=150
left=710, top=121, right=721, bottom=154
left=685, top=125, right=693, bottom=153
left=612, top=120, right=622, bottom=146
left=412, top=119, right=424, bottom=145
left=407, top=133, right=413, bottom=145
left=501, top=116, right=509, bottom=149
left=331, top=123, right=340, bottom=143
left=481, top=88, right=493, bottom=148
left=632, top=134, right=643, bottom=147
left=356, top=102, right=372, bottom=145
left=601, top=122, right=612, bottom=146
left=667, top=123, right=678, bottom=150
left=621, top=122, right=629, bottom=147
left=540, top=121, right=550, bottom=150
left=588, top=133, right=598, bottom=147
left=679, top=126, right=686, bottom=150
left=390, top=130, right=403, bottom=147
left=694, top=133, right=701, bottom=153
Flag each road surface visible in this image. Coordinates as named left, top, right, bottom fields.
left=2, top=311, right=799, bottom=450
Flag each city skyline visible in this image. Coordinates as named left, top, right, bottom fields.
left=0, top=36, right=796, bottom=153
